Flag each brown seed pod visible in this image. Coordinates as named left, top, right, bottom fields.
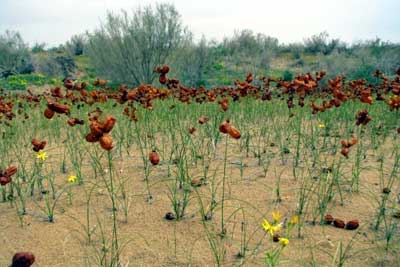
left=189, top=127, right=196, bottom=134
left=149, top=150, right=160, bottom=165
left=228, top=125, right=241, bottom=139
left=324, top=214, right=334, bottom=225
left=31, top=139, right=46, bottom=152
left=272, top=234, right=280, bottom=242
left=345, top=220, right=359, bottom=230
left=102, top=115, right=116, bottom=133
left=382, top=187, right=391, bottom=194
left=341, top=140, right=350, bottom=148
left=47, top=102, right=70, bottom=115
left=333, top=219, right=345, bottom=228
left=5, top=166, right=17, bottom=177
left=219, top=120, right=231, bottom=134
left=85, top=133, right=100, bottom=143
left=99, top=134, right=113, bottom=151
left=349, top=137, right=358, bottom=146
left=165, top=212, right=175, bottom=221
left=198, top=117, right=209, bottom=124
left=11, top=252, right=35, bottom=267
left=90, top=121, right=104, bottom=137
left=67, top=118, right=76, bottom=127
left=159, top=74, right=167, bottom=85
left=0, top=176, right=12, bottom=186
left=44, top=108, right=55, bottom=119
left=340, top=148, right=350, bottom=158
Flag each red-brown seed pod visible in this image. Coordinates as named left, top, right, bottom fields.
left=349, top=137, right=358, bottom=146
left=198, top=117, right=209, bottom=124
left=228, top=125, right=241, bottom=139
left=85, top=133, right=100, bottom=143
left=160, top=65, right=170, bottom=74
left=44, top=108, right=55, bottom=119
left=149, top=150, right=160, bottom=165
left=345, top=220, right=359, bottom=230
left=11, top=252, right=35, bottom=267
left=67, top=118, right=76, bottom=127
left=31, top=139, right=46, bottom=152
left=99, top=134, right=113, bottom=151
left=102, top=115, right=116, bottom=133
left=341, top=140, right=349, bottom=148
left=98, top=79, right=107, bottom=87
left=74, top=118, right=84, bottom=125
left=90, top=121, right=104, bottom=137
left=382, top=187, right=391, bottom=194
left=47, top=102, right=70, bottom=115
left=333, top=219, right=345, bottom=228
left=189, top=127, right=196, bottom=134
left=324, top=214, right=334, bottom=225
left=5, top=166, right=17, bottom=177
left=219, top=120, right=231, bottom=134
left=340, top=148, right=350, bottom=158
left=159, top=74, right=167, bottom=85
left=0, top=176, right=12, bottom=186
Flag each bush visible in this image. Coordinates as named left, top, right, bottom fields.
left=0, top=74, right=61, bottom=90
left=282, top=70, right=293, bottom=81
left=303, top=31, right=345, bottom=55
left=33, top=53, right=76, bottom=78
left=87, top=3, right=185, bottom=86
left=0, top=31, right=33, bottom=77
left=66, top=34, right=86, bottom=56
left=31, top=43, right=47, bottom=53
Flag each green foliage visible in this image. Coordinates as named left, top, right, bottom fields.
left=0, top=74, right=61, bottom=90
left=303, top=31, right=346, bottom=55
left=65, top=34, right=86, bottom=56
left=87, top=3, right=185, bottom=86
left=31, top=43, right=47, bottom=54
left=32, top=53, right=76, bottom=78
left=0, top=30, right=33, bottom=77
left=282, top=70, right=293, bottom=81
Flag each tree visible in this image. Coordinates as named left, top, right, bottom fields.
left=303, top=31, right=345, bottom=55
left=87, top=3, right=184, bottom=86
left=0, top=30, right=32, bottom=77
left=66, top=34, right=86, bottom=56
left=173, top=35, right=211, bottom=87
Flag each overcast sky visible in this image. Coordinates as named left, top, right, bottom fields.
left=0, top=0, right=399, bottom=46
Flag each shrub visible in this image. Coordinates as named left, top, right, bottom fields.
left=33, top=53, right=76, bottom=78
left=282, top=70, right=293, bottom=81
left=87, top=3, right=185, bottom=86
left=0, top=31, right=33, bottom=77
left=65, top=34, right=86, bottom=56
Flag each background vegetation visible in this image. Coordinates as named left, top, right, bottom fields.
left=0, top=3, right=399, bottom=90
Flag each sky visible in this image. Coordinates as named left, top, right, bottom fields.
left=0, top=0, right=399, bottom=47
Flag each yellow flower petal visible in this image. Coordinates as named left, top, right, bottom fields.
left=36, top=151, right=47, bottom=161
left=272, top=211, right=281, bottom=223
left=279, top=237, right=289, bottom=247
left=289, top=215, right=299, bottom=225
left=68, top=175, right=77, bottom=183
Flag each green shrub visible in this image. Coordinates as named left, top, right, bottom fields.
left=282, top=70, right=293, bottom=81
left=0, top=74, right=62, bottom=90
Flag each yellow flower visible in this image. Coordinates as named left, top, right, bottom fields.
left=279, top=237, right=289, bottom=247
left=263, top=219, right=282, bottom=237
left=36, top=150, right=47, bottom=161
left=68, top=175, right=77, bottom=183
left=289, top=215, right=299, bottom=226
left=272, top=211, right=281, bottom=223
left=318, top=123, right=326, bottom=129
